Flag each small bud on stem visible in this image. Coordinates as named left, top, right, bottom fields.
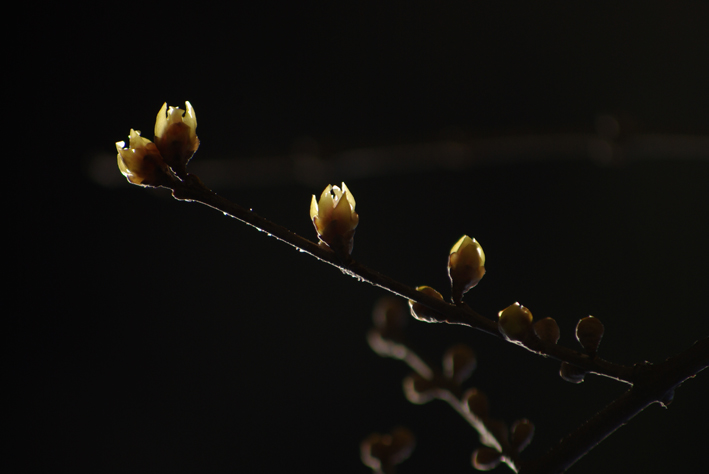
left=498, top=303, right=533, bottom=341
left=448, top=235, right=486, bottom=303
left=409, top=286, right=445, bottom=323
left=310, top=183, right=359, bottom=257
left=576, top=316, right=605, bottom=355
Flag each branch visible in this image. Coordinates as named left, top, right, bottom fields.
left=169, top=175, right=635, bottom=384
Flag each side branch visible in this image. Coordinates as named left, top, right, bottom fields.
left=521, top=337, right=709, bottom=474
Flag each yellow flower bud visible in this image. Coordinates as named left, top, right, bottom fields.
left=576, top=316, right=605, bottom=354
left=153, top=101, right=199, bottom=177
left=116, top=129, right=170, bottom=186
left=309, top=183, right=359, bottom=255
left=448, top=235, right=486, bottom=303
left=409, top=286, right=445, bottom=323
left=498, top=303, right=533, bottom=341
left=534, top=317, right=560, bottom=344
left=471, top=447, right=502, bottom=471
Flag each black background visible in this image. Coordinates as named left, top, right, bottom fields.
left=9, top=2, right=709, bottom=473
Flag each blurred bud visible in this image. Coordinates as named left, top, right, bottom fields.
left=533, top=317, right=560, bottom=344
left=498, top=303, right=533, bottom=341
left=153, top=101, right=199, bottom=177
left=443, top=344, right=477, bottom=384
left=372, top=297, right=407, bottom=339
left=472, top=447, right=502, bottom=471
left=560, top=361, right=586, bottom=383
left=403, top=372, right=438, bottom=404
left=310, top=183, right=359, bottom=255
left=448, top=235, right=486, bottom=303
left=409, top=286, right=445, bottom=323
left=576, top=316, right=605, bottom=354
left=360, top=427, right=415, bottom=471
left=463, top=388, right=490, bottom=419
left=510, top=419, right=535, bottom=453
left=116, top=129, right=171, bottom=187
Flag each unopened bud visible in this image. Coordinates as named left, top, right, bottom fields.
left=448, top=235, right=486, bottom=303
left=510, top=419, right=535, bottom=453
left=310, top=182, right=359, bottom=255
left=372, top=297, right=407, bottom=339
left=533, top=317, right=560, bottom=344
left=360, top=427, right=415, bottom=470
left=463, top=388, right=490, bottom=419
left=409, top=286, right=445, bottom=323
left=576, top=316, right=604, bottom=354
left=116, top=129, right=172, bottom=187
left=560, top=361, right=586, bottom=384
left=403, top=373, right=438, bottom=404
left=443, top=344, right=477, bottom=383
left=153, top=101, right=199, bottom=177
left=498, top=303, right=533, bottom=341
left=472, top=447, right=502, bottom=471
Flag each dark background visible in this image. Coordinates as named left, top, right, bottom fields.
left=9, top=2, right=709, bottom=473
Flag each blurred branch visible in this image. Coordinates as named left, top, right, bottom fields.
left=188, top=130, right=709, bottom=190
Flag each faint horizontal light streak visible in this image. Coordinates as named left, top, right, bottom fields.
left=190, top=133, right=709, bottom=190
left=91, top=133, right=709, bottom=190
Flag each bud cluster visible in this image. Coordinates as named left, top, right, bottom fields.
left=116, top=102, right=199, bottom=186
